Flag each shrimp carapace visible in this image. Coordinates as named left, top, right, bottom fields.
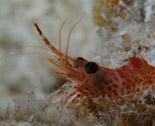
left=34, top=21, right=155, bottom=111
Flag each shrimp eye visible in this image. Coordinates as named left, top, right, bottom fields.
left=85, top=62, right=98, bottom=74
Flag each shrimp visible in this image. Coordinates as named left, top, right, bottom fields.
left=34, top=20, right=155, bottom=111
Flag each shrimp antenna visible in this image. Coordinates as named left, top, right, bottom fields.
left=59, top=18, right=67, bottom=52
left=34, top=23, right=59, bottom=55
left=1, top=46, right=51, bottom=57
left=66, top=19, right=81, bottom=59
left=0, top=52, right=53, bottom=61
left=34, top=22, right=75, bottom=62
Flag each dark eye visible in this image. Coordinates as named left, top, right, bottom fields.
left=85, top=62, right=98, bottom=74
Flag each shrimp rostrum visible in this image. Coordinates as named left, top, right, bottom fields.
left=34, top=20, right=155, bottom=110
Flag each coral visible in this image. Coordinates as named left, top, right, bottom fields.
left=93, top=0, right=155, bottom=68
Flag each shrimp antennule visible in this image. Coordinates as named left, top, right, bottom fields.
left=34, top=22, right=74, bottom=62
left=66, top=19, right=81, bottom=59
left=59, top=18, right=67, bottom=52
left=34, top=23, right=60, bottom=55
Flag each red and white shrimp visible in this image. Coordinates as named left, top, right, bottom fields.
left=34, top=20, right=155, bottom=111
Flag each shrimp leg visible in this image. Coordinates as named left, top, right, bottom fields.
left=48, top=82, right=71, bottom=101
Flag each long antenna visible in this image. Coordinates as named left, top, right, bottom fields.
left=59, top=19, right=67, bottom=53
left=66, top=19, right=81, bottom=59
left=1, top=46, right=51, bottom=57
left=0, top=52, right=52, bottom=61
